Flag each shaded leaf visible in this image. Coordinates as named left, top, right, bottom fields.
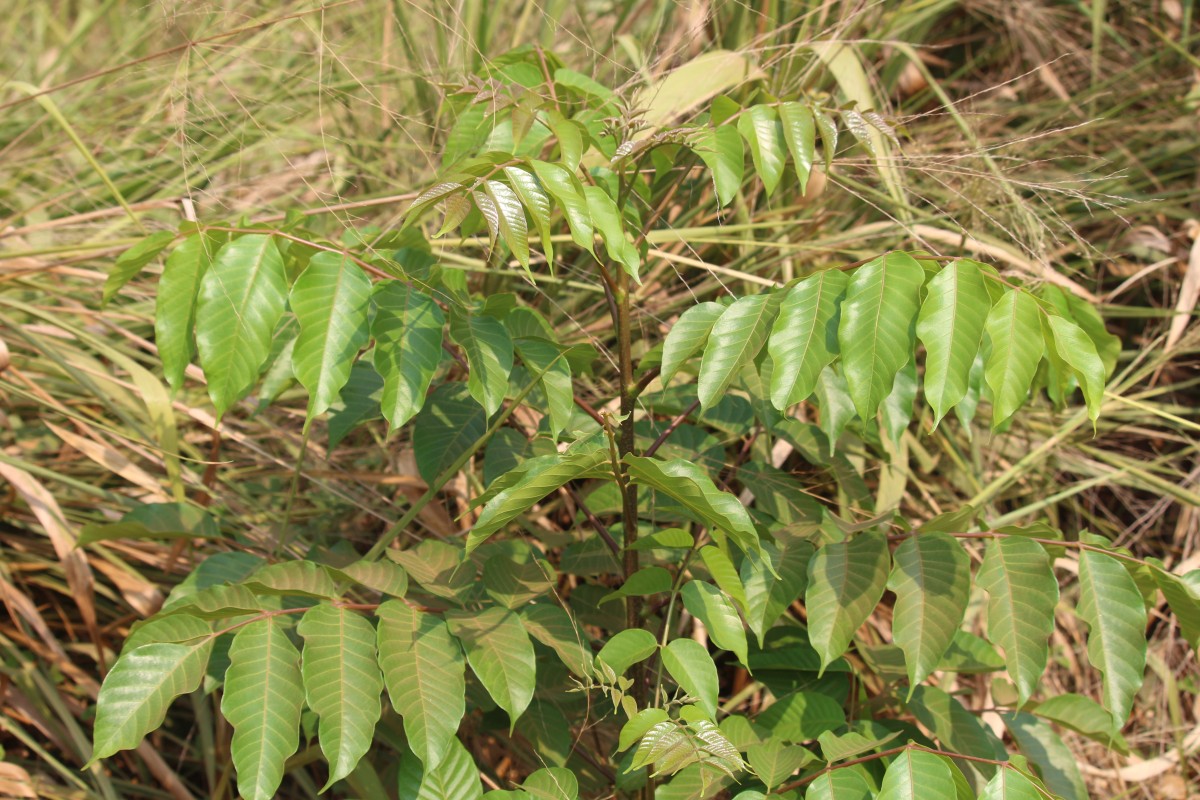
left=371, top=282, right=446, bottom=432
left=450, top=309, right=513, bottom=417
left=888, top=532, right=971, bottom=688
left=977, top=537, right=1058, bottom=705
left=446, top=607, right=536, bottom=727
left=1077, top=546, right=1147, bottom=721
left=806, top=532, right=890, bottom=672
left=396, top=735, right=483, bottom=800
left=624, top=456, right=760, bottom=556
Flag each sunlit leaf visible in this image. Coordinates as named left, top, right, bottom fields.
left=222, top=618, right=304, bottom=800
left=297, top=604, right=383, bottom=788
left=806, top=532, right=890, bottom=672
left=447, top=607, right=536, bottom=728
left=889, top=533, right=971, bottom=689
left=768, top=269, right=847, bottom=409
left=698, top=293, right=780, bottom=409
left=916, top=260, right=991, bottom=426
left=1077, top=546, right=1147, bottom=721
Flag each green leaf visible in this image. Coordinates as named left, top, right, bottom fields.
left=377, top=601, right=466, bottom=769
left=522, top=767, right=579, bottom=800
left=699, top=545, right=750, bottom=616
left=681, top=581, right=748, bottom=664
left=698, top=293, right=780, bottom=409
left=124, top=614, right=210, bottom=651
left=406, top=181, right=468, bottom=223
left=742, top=538, right=813, bottom=646
left=690, top=126, right=744, bottom=207
left=1149, top=562, right=1200, bottom=648
left=221, top=618, right=304, bottom=800
left=602, top=566, right=673, bottom=605
left=916, top=260, right=991, bottom=426
left=159, top=583, right=264, bottom=619
left=548, top=114, right=585, bottom=172
left=371, top=282, right=445, bottom=432
left=484, top=555, right=557, bottom=609
left=977, top=537, right=1058, bottom=705
left=446, top=607, right=536, bottom=728
left=979, top=769, right=1044, bottom=800
left=504, top=166, right=554, bottom=267
left=662, top=302, right=725, bottom=386
left=156, top=233, right=214, bottom=391
left=621, top=709, right=671, bottom=752
left=91, top=639, right=213, bottom=761
left=520, top=603, right=593, bottom=678
left=755, top=690, right=845, bottom=742
left=195, top=234, right=289, bottom=417
left=661, top=638, right=720, bottom=720
left=878, top=749, right=957, bottom=800
left=983, top=290, right=1043, bottom=427
left=1045, top=314, right=1106, bottom=424
left=1032, top=694, right=1127, bottom=753
left=907, top=686, right=1005, bottom=773
left=332, top=559, right=408, bottom=598
left=1065, top=292, right=1120, bottom=375
left=806, top=532, right=890, bottom=672
left=104, top=230, right=175, bottom=304
left=390, top=539, right=477, bottom=604
left=777, top=102, right=816, bottom=193
left=624, top=455, right=760, bottom=556
left=813, top=107, right=838, bottom=172
left=1003, top=712, right=1087, bottom=800
left=596, top=628, right=658, bottom=676
left=483, top=179, right=531, bottom=272
left=450, top=309, right=513, bottom=417
left=737, top=105, right=786, bottom=197
left=818, top=729, right=902, bottom=762
left=1077, top=547, right=1147, bottom=722
left=243, top=560, right=338, bottom=598
left=297, top=604, right=383, bottom=788
left=468, top=446, right=609, bottom=552
left=768, top=269, right=847, bottom=409
left=838, top=252, right=925, bottom=420
left=583, top=185, right=640, bottom=281
left=396, top=735, right=483, bottom=800
left=412, top=383, right=487, bottom=484
left=530, top=160, right=593, bottom=253
left=888, top=532, right=971, bottom=689
left=746, top=740, right=812, bottom=789
left=290, top=252, right=372, bottom=418
left=805, top=770, right=873, bottom=800
left=327, top=360, right=382, bottom=447
left=514, top=337, right=573, bottom=439
left=79, top=502, right=219, bottom=546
